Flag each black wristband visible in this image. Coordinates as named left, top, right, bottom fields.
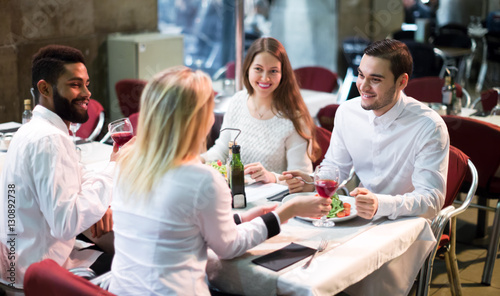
left=233, top=213, right=242, bottom=225
left=261, top=212, right=280, bottom=238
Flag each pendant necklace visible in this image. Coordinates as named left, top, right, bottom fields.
left=253, top=100, right=267, bottom=119
left=251, top=96, right=270, bottom=119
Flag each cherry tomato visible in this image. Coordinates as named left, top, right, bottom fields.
left=337, top=211, right=346, bottom=218
left=217, top=160, right=222, bottom=166
left=345, top=209, right=351, bottom=216
left=344, top=203, right=351, bottom=209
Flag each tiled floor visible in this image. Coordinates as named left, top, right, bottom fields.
left=412, top=195, right=500, bottom=296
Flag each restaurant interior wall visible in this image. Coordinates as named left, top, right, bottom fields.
left=265, top=0, right=404, bottom=83
left=269, top=0, right=339, bottom=74
left=2, top=0, right=500, bottom=124
left=0, top=0, right=158, bottom=124
left=437, top=0, right=488, bottom=27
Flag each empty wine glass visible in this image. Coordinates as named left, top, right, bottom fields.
left=313, top=165, right=340, bottom=227
left=69, top=123, right=81, bottom=146
left=108, top=118, right=133, bottom=147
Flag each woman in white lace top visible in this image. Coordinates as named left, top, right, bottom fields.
left=203, top=37, right=320, bottom=183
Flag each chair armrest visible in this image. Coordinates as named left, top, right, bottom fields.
left=444, top=160, right=478, bottom=219
left=68, top=267, right=96, bottom=279
left=100, top=131, right=111, bottom=144
left=471, top=96, right=482, bottom=110
left=90, top=271, right=113, bottom=290
left=430, top=160, right=478, bottom=238
left=461, top=87, right=472, bottom=108
left=87, top=112, right=105, bottom=142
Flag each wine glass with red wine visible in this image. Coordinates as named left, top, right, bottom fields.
left=108, top=118, right=133, bottom=147
left=313, top=165, right=340, bottom=227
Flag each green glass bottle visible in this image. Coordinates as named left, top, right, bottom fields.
left=442, top=69, right=461, bottom=115
left=230, top=144, right=246, bottom=208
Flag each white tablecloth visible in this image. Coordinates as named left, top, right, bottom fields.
left=0, top=140, right=114, bottom=173
left=469, top=114, right=500, bottom=127
left=300, top=89, right=338, bottom=117
left=78, top=141, right=114, bottom=171
left=207, top=189, right=436, bottom=296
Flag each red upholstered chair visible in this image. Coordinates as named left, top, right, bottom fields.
left=294, top=66, right=339, bottom=93
left=225, top=61, right=235, bottom=80
left=313, top=126, right=331, bottom=170
left=442, top=115, right=500, bottom=285
left=128, top=112, right=140, bottom=135
left=115, top=79, right=147, bottom=117
left=471, top=88, right=499, bottom=113
left=316, top=104, right=340, bottom=132
left=418, top=146, right=478, bottom=296
left=74, top=98, right=105, bottom=142
left=404, top=76, right=471, bottom=108
left=23, top=259, right=115, bottom=296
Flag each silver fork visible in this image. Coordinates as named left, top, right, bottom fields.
left=293, top=176, right=315, bottom=185
left=302, top=238, right=329, bottom=269
left=294, top=177, right=348, bottom=191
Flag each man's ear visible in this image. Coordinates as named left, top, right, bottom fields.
left=398, top=73, right=409, bottom=90
left=37, top=80, right=52, bottom=98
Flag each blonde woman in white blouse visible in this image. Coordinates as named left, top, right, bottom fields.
left=109, top=66, right=331, bottom=296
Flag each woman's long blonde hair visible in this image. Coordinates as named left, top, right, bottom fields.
left=117, top=66, right=214, bottom=200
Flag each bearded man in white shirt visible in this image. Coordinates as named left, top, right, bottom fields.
left=281, top=39, right=449, bottom=221
left=0, top=45, right=118, bottom=288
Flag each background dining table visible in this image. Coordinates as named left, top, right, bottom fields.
left=214, top=88, right=338, bottom=118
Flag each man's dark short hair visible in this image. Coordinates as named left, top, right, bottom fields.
left=364, top=39, right=413, bottom=81
left=32, top=45, right=86, bottom=102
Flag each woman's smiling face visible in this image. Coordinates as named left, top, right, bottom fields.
left=248, top=52, right=282, bottom=99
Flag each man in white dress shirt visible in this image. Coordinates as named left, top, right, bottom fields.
left=0, top=45, right=117, bottom=288
left=281, top=39, right=449, bottom=221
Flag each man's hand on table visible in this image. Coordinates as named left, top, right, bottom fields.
left=350, top=187, right=378, bottom=219
left=279, top=170, right=315, bottom=193
left=91, top=207, right=113, bottom=238
left=276, top=194, right=332, bottom=223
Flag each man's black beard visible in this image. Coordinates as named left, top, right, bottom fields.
left=53, top=86, right=89, bottom=123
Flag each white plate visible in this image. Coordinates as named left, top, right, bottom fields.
left=282, top=192, right=357, bottom=223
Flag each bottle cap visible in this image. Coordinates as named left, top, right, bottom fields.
left=232, top=144, right=240, bottom=154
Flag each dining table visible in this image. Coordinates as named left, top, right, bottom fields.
left=0, top=137, right=436, bottom=296
left=206, top=187, right=436, bottom=296
left=69, top=142, right=436, bottom=295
